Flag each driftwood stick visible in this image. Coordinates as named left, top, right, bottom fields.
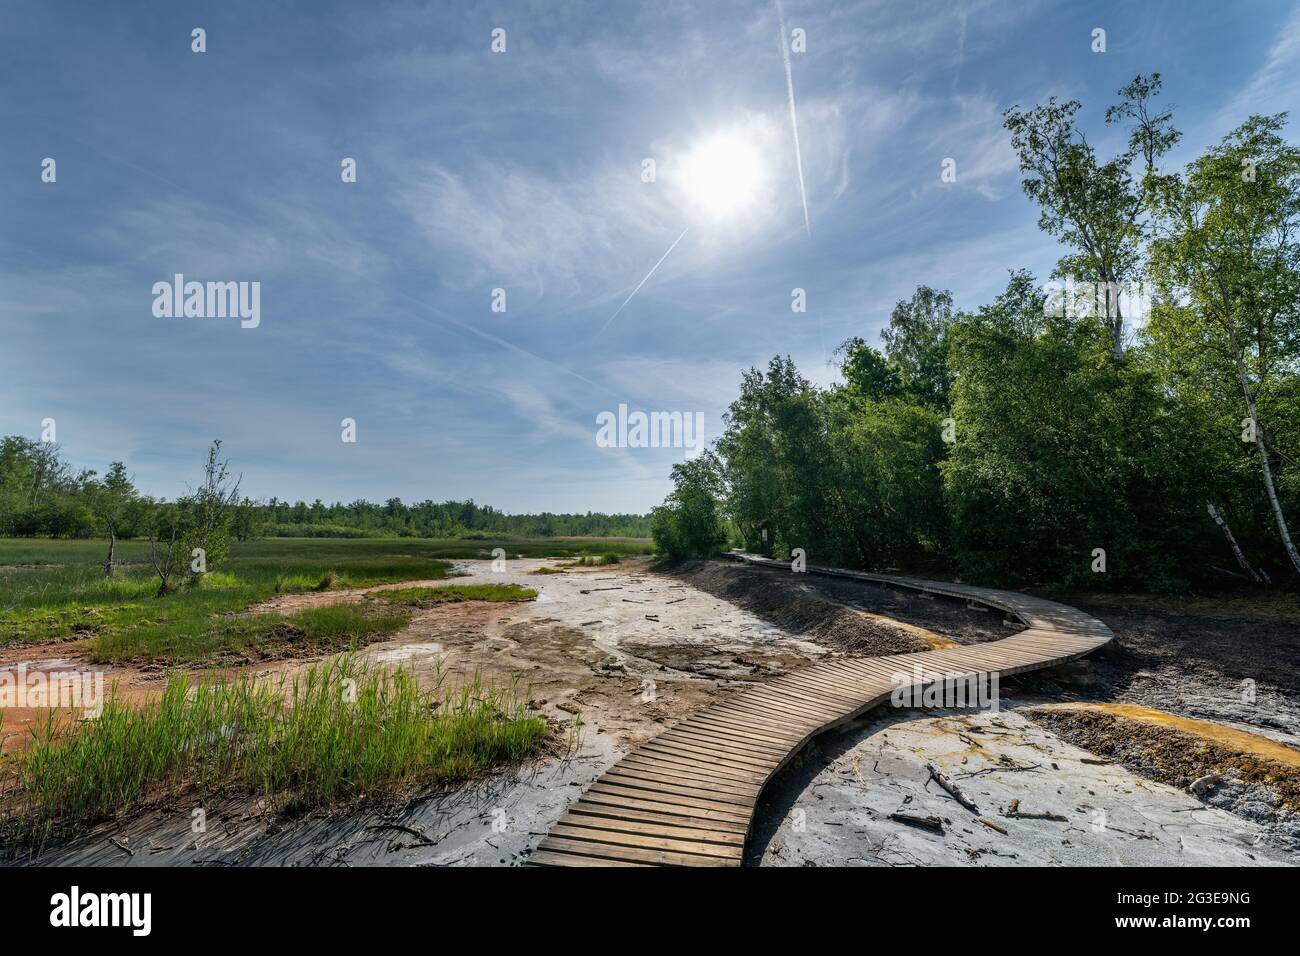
left=888, top=812, right=944, bottom=833
left=925, top=762, right=979, bottom=813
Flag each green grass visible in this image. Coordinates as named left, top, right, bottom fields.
left=89, top=602, right=413, bottom=665
left=0, top=538, right=454, bottom=650
left=0, top=655, right=549, bottom=850
left=369, top=584, right=538, bottom=606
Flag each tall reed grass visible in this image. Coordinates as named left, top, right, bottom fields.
left=1, top=656, right=547, bottom=849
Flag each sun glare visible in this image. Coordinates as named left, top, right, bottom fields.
left=679, top=131, right=765, bottom=220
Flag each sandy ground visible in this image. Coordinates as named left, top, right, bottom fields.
left=8, top=557, right=1300, bottom=866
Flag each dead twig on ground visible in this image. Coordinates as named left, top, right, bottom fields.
left=888, top=812, right=944, bottom=833
left=366, top=822, right=439, bottom=847
left=1004, top=799, right=1067, bottom=821
left=926, top=762, right=979, bottom=813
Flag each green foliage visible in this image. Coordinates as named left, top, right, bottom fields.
left=0, top=439, right=652, bottom=546
left=1145, top=113, right=1300, bottom=576
left=651, top=454, right=729, bottom=561
left=836, top=338, right=902, bottom=401
left=715, top=357, right=840, bottom=557
left=253, top=498, right=652, bottom=538
left=880, top=286, right=957, bottom=407
left=1004, top=73, right=1180, bottom=353
left=943, top=271, right=1200, bottom=587
left=828, top=395, right=948, bottom=568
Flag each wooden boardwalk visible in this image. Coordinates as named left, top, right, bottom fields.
left=530, top=554, right=1113, bottom=867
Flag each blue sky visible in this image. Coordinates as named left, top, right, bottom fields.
left=3, top=0, right=1298, bottom=513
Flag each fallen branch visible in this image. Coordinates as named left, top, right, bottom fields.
left=888, top=812, right=944, bottom=834
left=926, top=762, right=979, bottom=813
left=1206, top=503, right=1264, bottom=583
left=1004, top=799, right=1067, bottom=821
left=976, top=817, right=1008, bottom=835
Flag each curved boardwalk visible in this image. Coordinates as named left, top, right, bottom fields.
left=530, top=555, right=1113, bottom=867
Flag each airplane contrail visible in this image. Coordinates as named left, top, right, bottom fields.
left=597, top=226, right=690, bottom=336
left=776, top=0, right=811, bottom=239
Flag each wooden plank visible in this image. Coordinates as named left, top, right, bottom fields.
left=663, top=720, right=792, bottom=751
left=600, top=770, right=758, bottom=807
left=548, top=824, right=743, bottom=861
left=647, top=734, right=785, bottom=773
left=735, top=682, right=848, bottom=711
left=622, top=746, right=766, bottom=784
left=576, top=788, right=754, bottom=825
left=659, top=726, right=789, bottom=758
left=734, top=684, right=849, bottom=717
left=565, top=801, right=750, bottom=835
left=563, top=810, right=747, bottom=845
left=679, top=716, right=804, bottom=748
left=767, top=675, right=868, bottom=704
left=615, top=757, right=763, bottom=796
left=736, top=689, right=848, bottom=722
left=527, top=848, right=651, bottom=867
left=773, top=672, right=872, bottom=702
left=637, top=739, right=777, bottom=776
left=572, top=790, right=754, bottom=832
left=705, top=700, right=823, bottom=730
left=587, top=783, right=753, bottom=821
left=777, top=666, right=877, bottom=695
left=534, top=835, right=735, bottom=867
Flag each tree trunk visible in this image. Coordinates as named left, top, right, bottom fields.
left=1096, top=276, right=1125, bottom=359
left=103, top=531, right=115, bottom=579
left=1233, top=348, right=1300, bottom=575
left=1206, top=503, right=1262, bottom=582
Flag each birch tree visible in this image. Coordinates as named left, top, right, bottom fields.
left=1147, top=114, right=1300, bottom=575
left=1004, top=74, right=1180, bottom=357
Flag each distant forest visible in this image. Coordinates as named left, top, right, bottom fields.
left=0, top=436, right=652, bottom=541
left=251, top=498, right=651, bottom=539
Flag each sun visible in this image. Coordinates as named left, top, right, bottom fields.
left=679, top=131, right=765, bottom=220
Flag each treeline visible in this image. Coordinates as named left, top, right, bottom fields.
left=654, top=76, right=1300, bottom=590
left=255, top=499, right=651, bottom=538
left=0, top=438, right=651, bottom=544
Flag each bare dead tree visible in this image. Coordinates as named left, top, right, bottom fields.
left=147, top=510, right=182, bottom=596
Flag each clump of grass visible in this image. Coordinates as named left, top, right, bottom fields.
left=0, top=656, right=548, bottom=850
left=370, top=584, right=538, bottom=606
left=556, top=553, right=622, bottom=568
left=89, top=603, right=412, bottom=665
left=530, top=565, right=567, bottom=575
left=313, top=570, right=343, bottom=591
